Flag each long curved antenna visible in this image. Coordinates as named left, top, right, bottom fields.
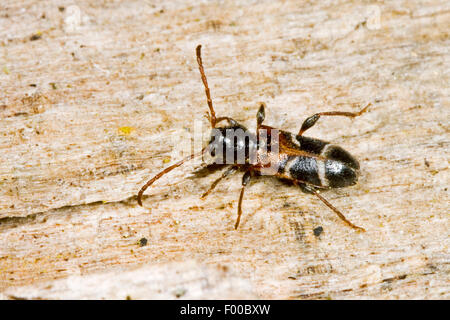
left=196, top=45, right=217, bottom=128
left=137, top=147, right=207, bottom=206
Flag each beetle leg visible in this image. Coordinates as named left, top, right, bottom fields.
left=235, top=171, right=252, bottom=229
left=298, top=102, right=371, bottom=136
left=215, top=117, right=237, bottom=126
left=256, top=103, right=266, bottom=130
left=301, top=184, right=365, bottom=232
left=201, top=166, right=238, bottom=199
left=256, top=103, right=267, bottom=149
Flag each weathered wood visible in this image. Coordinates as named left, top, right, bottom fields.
left=0, top=1, right=448, bottom=299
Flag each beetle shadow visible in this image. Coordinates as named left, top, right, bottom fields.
left=188, top=163, right=227, bottom=179
left=276, top=178, right=315, bottom=194
left=189, top=165, right=314, bottom=196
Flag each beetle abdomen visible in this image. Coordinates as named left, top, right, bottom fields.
left=286, top=156, right=321, bottom=186
left=279, top=133, right=360, bottom=188
left=324, top=158, right=358, bottom=187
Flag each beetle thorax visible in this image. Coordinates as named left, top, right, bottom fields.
left=208, top=122, right=257, bottom=165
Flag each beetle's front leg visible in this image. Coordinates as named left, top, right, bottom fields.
left=201, top=165, right=238, bottom=199
left=235, top=170, right=252, bottom=229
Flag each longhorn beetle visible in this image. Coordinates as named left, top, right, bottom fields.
left=137, top=45, right=370, bottom=232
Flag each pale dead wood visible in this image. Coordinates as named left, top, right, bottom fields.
left=0, top=1, right=448, bottom=299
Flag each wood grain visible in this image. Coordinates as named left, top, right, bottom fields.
left=0, top=0, right=448, bottom=299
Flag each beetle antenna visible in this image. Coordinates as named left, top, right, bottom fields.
left=196, top=45, right=217, bottom=128
left=137, top=147, right=208, bottom=206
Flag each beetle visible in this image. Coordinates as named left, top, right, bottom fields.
left=137, top=45, right=369, bottom=232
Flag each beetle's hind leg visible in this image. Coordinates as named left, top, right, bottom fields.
left=299, top=183, right=365, bottom=232
left=298, top=102, right=371, bottom=136
left=297, top=182, right=316, bottom=194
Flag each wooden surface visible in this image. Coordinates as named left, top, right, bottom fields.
left=0, top=0, right=449, bottom=299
